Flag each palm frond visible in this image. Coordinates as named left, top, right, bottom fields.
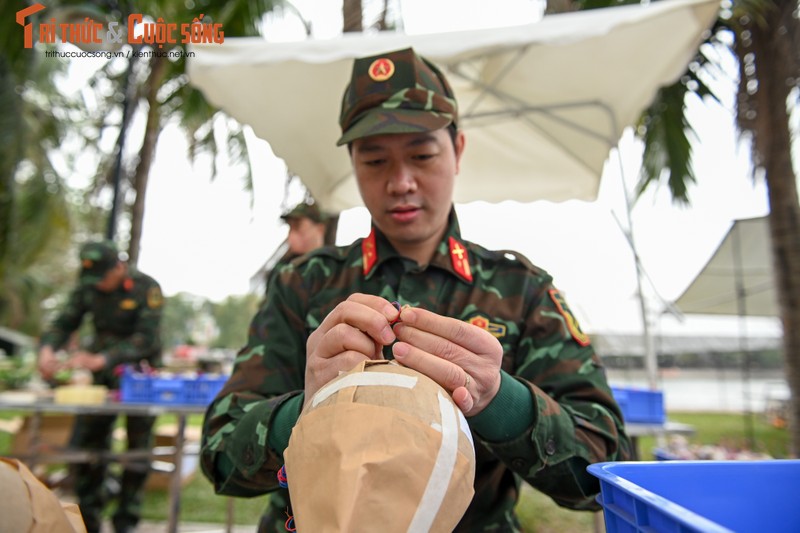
left=636, top=81, right=696, bottom=204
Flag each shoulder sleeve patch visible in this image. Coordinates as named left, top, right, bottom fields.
left=147, top=286, right=164, bottom=309
left=547, top=289, right=590, bottom=346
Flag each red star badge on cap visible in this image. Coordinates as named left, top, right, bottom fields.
left=368, top=58, right=395, bottom=82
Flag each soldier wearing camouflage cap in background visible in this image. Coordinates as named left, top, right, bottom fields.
left=201, top=47, right=632, bottom=532
left=278, top=202, right=328, bottom=266
left=262, top=201, right=329, bottom=297
left=257, top=200, right=329, bottom=527
left=38, top=240, right=164, bottom=533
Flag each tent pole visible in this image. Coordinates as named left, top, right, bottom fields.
left=732, top=224, right=757, bottom=449
left=614, top=143, right=659, bottom=390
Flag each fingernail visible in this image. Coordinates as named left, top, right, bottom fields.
left=392, top=342, right=409, bottom=358
left=388, top=301, right=402, bottom=325
left=381, top=326, right=396, bottom=345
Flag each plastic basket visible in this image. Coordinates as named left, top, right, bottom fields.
left=588, top=460, right=800, bottom=533
left=611, top=386, right=665, bottom=424
left=120, top=370, right=227, bottom=405
left=651, top=448, right=680, bottom=461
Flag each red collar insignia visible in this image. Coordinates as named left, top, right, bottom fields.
left=362, top=228, right=378, bottom=276
left=449, top=236, right=473, bottom=283
left=123, top=278, right=134, bottom=292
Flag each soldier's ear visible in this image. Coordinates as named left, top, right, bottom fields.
left=454, top=130, right=466, bottom=174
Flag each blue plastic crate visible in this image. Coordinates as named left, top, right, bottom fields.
left=588, top=460, right=800, bottom=533
left=611, top=386, right=666, bottom=424
left=652, top=448, right=680, bottom=461
left=120, top=371, right=227, bottom=405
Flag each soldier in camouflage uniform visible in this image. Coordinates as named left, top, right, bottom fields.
left=257, top=200, right=328, bottom=529
left=201, top=47, right=633, bottom=532
left=263, top=201, right=328, bottom=298
left=38, top=240, right=164, bottom=533
left=280, top=201, right=327, bottom=258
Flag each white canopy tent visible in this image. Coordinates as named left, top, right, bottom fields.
left=673, top=216, right=781, bottom=447
left=674, top=216, right=779, bottom=317
left=187, top=0, right=720, bottom=212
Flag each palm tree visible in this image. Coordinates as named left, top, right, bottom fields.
left=1, top=0, right=295, bottom=334
left=0, top=11, right=93, bottom=334
left=562, top=0, right=799, bottom=455
left=723, top=0, right=799, bottom=458
left=77, top=0, right=289, bottom=265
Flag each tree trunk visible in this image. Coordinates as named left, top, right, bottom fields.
left=342, top=0, right=363, bottom=32
left=0, top=59, right=21, bottom=288
left=375, top=0, right=390, bottom=31
left=128, top=54, right=169, bottom=267
left=544, top=0, right=578, bottom=15
left=743, top=1, right=800, bottom=457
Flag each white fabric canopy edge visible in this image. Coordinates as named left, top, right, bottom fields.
left=187, top=0, right=720, bottom=212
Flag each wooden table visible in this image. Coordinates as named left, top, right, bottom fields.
left=625, top=420, right=696, bottom=460
left=0, top=393, right=208, bottom=533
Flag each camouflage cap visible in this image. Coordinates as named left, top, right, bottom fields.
left=337, top=47, right=458, bottom=146
left=78, top=240, right=119, bottom=285
left=280, top=202, right=325, bottom=224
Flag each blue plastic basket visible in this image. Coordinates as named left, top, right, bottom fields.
left=120, top=370, right=227, bottom=405
left=651, top=448, right=680, bottom=461
left=611, top=386, right=666, bottom=424
left=588, top=460, right=800, bottom=533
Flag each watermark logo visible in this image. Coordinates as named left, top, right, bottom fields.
left=16, top=3, right=46, bottom=49
left=15, top=4, right=224, bottom=49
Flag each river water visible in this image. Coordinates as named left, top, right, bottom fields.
left=605, top=368, right=790, bottom=413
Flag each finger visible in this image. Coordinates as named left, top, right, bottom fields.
left=393, top=322, right=472, bottom=365
left=452, top=386, right=474, bottom=413
left=314, top=322, right=384, bottom=360
left=392, top=341, right=466, bottom=393
left=316, top=295, right=398, bottom=346
left=393, top=341, right=477, bottom=414
left=399, top=307, right=497, bottom=352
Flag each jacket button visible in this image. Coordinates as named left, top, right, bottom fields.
left=511, top=458, right=526, bottom=470
left=243, top=445, right=254, bottom=465
left=545, top=439, right=556, bottom=455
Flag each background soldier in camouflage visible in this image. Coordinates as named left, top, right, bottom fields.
left=281, top=201, right=327, bottom=259
left=38, top=240, right=164, bottom=533
left=262, top=201, right=328, bottom=298
left=201, top=48, right=633, bottom=532
left=258, top=200, right=327, bottom=529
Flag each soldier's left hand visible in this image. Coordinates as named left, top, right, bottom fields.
left=68, top=351, right=107, bottom=372
left=391, top=307, right=502, bottom=417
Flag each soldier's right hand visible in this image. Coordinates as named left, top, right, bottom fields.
left=304, top=294, right=400, bottom=409
left=37, top=346, right=59, bottom=381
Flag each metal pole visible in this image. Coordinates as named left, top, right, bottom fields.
left=167, top=414, right=187, bottom=533
left=614, top=147, right=659, bottom=390
left=731, top=223, right=756, bottom=449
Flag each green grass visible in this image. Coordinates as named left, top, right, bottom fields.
left=142, top=465, right=602, bottom=531
left=635, top=411, right=791, bottom=460
left=2, top=410, right=791, bottom=532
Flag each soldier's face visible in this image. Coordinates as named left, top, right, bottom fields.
left=287, top=217, right=326, bottom=255
left=95, top=262, right=125, bottom=293
left=351, top=128, right=465, bottom=263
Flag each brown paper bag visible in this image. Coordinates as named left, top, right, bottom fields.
left=285, top=360, right=475, bottom=532
left=0, top=457, right=87, bottom=533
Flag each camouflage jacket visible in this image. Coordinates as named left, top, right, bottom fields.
left=40, top=268, right=164, bottom=382
left=201, top=210, right=632, bottom=531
